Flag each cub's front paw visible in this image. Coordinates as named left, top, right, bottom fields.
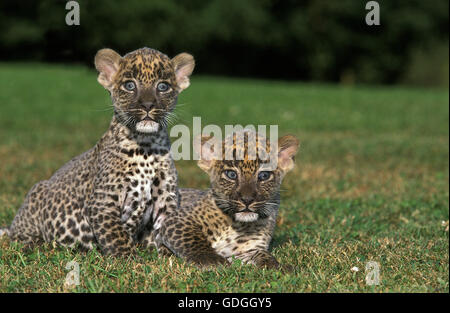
left=188, top=253, right=228, bottom=268
left=258, top=257, right=280, bottom=270
left=157, top=244, right=174, bottom=257
left=257, top=259, right=294, bottom=273
left=279, top=263, right=296, bottom=273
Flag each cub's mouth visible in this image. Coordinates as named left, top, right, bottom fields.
left=136, top=117, right=159, bottom=133
left=234, top=210, right=259, bottom=223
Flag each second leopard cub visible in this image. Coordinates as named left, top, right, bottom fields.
left=158, top=130, right=299, bottom=269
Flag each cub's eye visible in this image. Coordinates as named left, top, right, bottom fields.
left=258, top=171, right=272, bottom=181
left=224, top=170, right=237, bottom=180
left=157, top=82, right=170, bottom=92
left=123, top=81, right=136, bottom=91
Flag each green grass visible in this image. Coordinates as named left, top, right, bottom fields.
left=0, top=62, right=448, bottom=292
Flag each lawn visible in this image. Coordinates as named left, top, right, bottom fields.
left=0, top=63, right=448, bottom=292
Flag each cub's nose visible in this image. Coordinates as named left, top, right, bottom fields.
left=140, top=102, right=154, bottom=112
left=240, top=195, right=255, bottom=207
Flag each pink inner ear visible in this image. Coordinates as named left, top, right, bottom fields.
left=278, top=145, right=297, bottom=170
left=201, top=139, right=217, bottom=161
left=102, top=62, right=118, bottom=81
left=279, top=145, right=296, bottom=161
left=176, top=66, right=190, bottom=80
left=176, top=67, right=192, bottom=87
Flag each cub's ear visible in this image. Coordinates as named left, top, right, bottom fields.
left=95, top=48, right=121, bottom=89
left=171, top=53, right=195, bottom=91
left=193, top=135, right=221, bottom=172
left=277, top=134, right=299, bottom=173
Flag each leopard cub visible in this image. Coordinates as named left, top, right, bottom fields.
left=0, top=47, right=194, bottom=256
left=157, top=130, right=299, bottom=269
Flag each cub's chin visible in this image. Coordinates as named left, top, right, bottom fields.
left=136, top=120, right=160, bottom=133
left=234, top=212, right=259, bottom=223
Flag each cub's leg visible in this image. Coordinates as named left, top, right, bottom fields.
left=136, top=230, right=174, bottom=257
left=7, top=181, right=46, bottom=245
left=87, top=186, right=135, bottom=256
left=157, top=244, right=175, bottom=257
left=160, top=220, right=227, bottom=267
left=137, top=159, right=179, bottom=257
left=135, top=159, right=179, bottom=257
left=150, top=158, right=179, bottom=231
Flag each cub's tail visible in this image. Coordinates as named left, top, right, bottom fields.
left=0, top=227, right=9, bottom=238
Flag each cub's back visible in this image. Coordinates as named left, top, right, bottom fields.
left=179, top=188, right=210, bottom=212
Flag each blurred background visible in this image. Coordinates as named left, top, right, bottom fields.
left=0, top=0, right=448, bottom=87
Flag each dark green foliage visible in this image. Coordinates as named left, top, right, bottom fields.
left=0, top=0, right=448, bottom=85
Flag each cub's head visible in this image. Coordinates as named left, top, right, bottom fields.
left=95, top=47, right=194, bottom=133
left=195, top=130, right=299, bottom=223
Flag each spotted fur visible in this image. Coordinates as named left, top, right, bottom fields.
left=0, top=47, right=195, bottom=256
left=157, top=130, right=299, bottom=268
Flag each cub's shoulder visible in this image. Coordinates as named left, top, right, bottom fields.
left=179, top=188, right=213, bottom=210
left=179, top=188, right=208, bottom=201
left=48, top=146, right=98, bottom=181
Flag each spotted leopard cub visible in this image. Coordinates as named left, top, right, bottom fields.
left=158, top=130, right=299, bottom=269
left=0, top=47, right=195, bottom=255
